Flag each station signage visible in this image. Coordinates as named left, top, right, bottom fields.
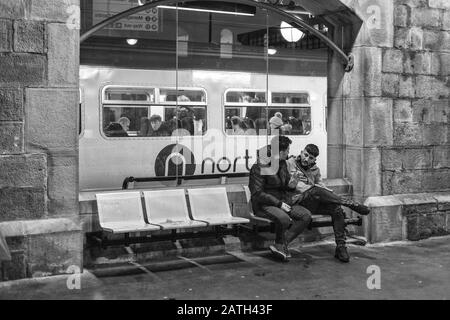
left=92, top=0, right=159, bottom=32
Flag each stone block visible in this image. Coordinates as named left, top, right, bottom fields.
left=393, top=122, right=422, bottom=146
left=412, top=52, right=432, bottom=75
left=434, top=193, right=450, bottom=211
left=0, top=54, right=46, bottom=86
left=382, top=73, right=399, bottom=97
left=25, top=89, right=78, bottom=152
left=444, top=11, right=450, bottom=30
left=399, top=75, right=415, bottom=98
left=400, top=193, right=438, bottom=214
left=428, top=0, right=450, bottom=9
left=410, top=8, right=442, bottom=28
left=394, top=27, right=423, bottom=50
left=13, top=21, right=45, bottom=53
left=433, top=146, right=450, bottom=169
left=30, top=0, right=79, bottom=22
left=362, top=148, right=382, bottom=196
left=27, top=231, right=83, bottom=278
left=364, top=196, right=405, bottom=243
left=363, top=98, right=394, bottom=146
left=0, top=154, right=46, bottom=188
left=422, top=124, right=448, bottom=145
left=382, top=170, right=423, bottom=195
left=0, top=122, right=23, bottom=154
left=416, top=213, right=448, bottom=239
left=343, top=99, right=363, bottom=146
left=47, top=155, right=78, bottom=216
left=0, top=187, right=46, bottom=221
left=0, top=0, right=27, bottom=19
left=382, top=49, right=404, bottom=73
left=0, top=88, right=23, bottom=121
left=345, top=148, right=363, bottom=196
left=343, top=47, right=382, bottom=98
left=47, top=23, right=79, bottom=86
left=415, top=76, right=449, bottom=99
left=393, top=0, right=427, bottom=7
left=327, top=98, right=343, bottom=145
left=423, top=30, right=450, bottom=51
left=1, top=251, right=28, bottom=281
left=393, top=99, right=413, bottom=122
left=327, top=146, right=344, bottom=178
left=394, top=5, right=409, bottom=27
left=0, top=19, right=12, bottom=52
left=421, top=170, right=450, bottom=191
left=412, top=99, right=449, bottom=124
left=381, top=147, right=432, bottom=170
left=431, top=53, right=450, bottom=76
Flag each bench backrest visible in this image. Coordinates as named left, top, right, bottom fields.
left=188, top=187, right=232, bottom=220
left=96, top=192, right=145, bottom=226
left=143, top=189, right=191, bottom=224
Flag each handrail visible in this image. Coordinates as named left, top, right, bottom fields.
left=122, top=172, right=250, bottom=189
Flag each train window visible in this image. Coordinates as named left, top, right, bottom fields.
left=103, top=106, right=149, bottom=137
left=104, top=88, right=154, bottom=104
left=224, top=90, right=311, bottom=136
left=159, top=89, right=206, bottom=104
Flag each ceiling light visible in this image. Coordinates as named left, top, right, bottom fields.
left=268, top=48, right=277, bottom=55
left=158, top=5, right=255, bottom=16
left=126, top=38, right=138, bottom=45
left=280, top=21, right=304, bottom=42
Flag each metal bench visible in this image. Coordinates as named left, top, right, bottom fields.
left=96, top=192, right=160, bottom=234
left=143, top=189, right=208, bottom=230
left=187, top=187, right=250, bottom=226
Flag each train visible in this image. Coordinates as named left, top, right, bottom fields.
left=79, top=66, right=327, bottom=191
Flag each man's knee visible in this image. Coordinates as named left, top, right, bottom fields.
left=259, top=206, right=292, bottom=228
left=290, top=205, right=312, bottom=224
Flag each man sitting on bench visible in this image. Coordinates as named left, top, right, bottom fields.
left=249, top=136, right=312, bottom=261
left=287, top=144, right=371, bottom=263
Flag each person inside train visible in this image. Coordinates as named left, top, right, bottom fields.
left=118, top=117, right=130, bottom=132
left=148, top=114, right=171, bottom=137
left=104, top=122, right=129, bottom=137
left=231, top=116, right=247, bottom=135
left=249, top=135, right=312, bottom=261
left=288, top=117, right=303, bottom=135
left=286, top=144, right=371, bottom=263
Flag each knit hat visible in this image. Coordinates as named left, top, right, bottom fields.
left=269, top=116, right=283, bottom=128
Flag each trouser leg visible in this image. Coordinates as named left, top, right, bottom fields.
left=303, top=186, right=342, bottom=205
left=255, top=206, right=292, bottom=245
left=284, top=205, right=312, bottom=244
left=318, top=204, right=346, bottom=246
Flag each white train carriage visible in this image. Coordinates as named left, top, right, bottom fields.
left=79, top=66, right=327, bottom=191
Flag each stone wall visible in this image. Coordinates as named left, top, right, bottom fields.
left=0, top=0, right=82, bottom=281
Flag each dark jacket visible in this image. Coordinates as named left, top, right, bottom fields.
left=249, top=145, right=295, bottom=212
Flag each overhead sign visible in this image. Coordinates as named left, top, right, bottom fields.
left=92, top=0, right=159, bottom=32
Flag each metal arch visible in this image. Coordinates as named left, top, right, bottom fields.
left=80, top=0, right=354, bottom=71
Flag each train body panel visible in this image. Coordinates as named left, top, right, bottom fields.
left=79, top=65, right=327, bottom=191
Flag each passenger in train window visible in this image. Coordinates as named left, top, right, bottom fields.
left=104, top=122, right=129, bottom=137
left=118, top=117, right=130, bottom=132
left=288, top=117, right=304, bottom=135
left=231, top=116, right=247, bottom=135
left=287, top=144, right=371, bottom=262
left=249, top=136, right=312, bottom=261
left=269, top=115, right=283, bottom=135
left=148, top=115, right=171, bottom=137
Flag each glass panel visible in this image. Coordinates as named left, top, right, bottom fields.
left=267, top=107, right=311, bottom=135
left=159, top=89, right=206, bottom=103
left=105, top=88, right=154, bottom=102
left=225, top=106, right=266, bottom=135
left=102, top=106, right=148, bottom=137
left=271, top=92, right=309, bottom=104
left=225, top=91, right=266, bottom=104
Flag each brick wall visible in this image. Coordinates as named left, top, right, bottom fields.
left=0, top=0, right=82, bottom=281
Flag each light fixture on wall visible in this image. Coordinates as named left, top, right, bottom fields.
left=280, top=21, right=304, bottom=42
left=126, top=38, right=138, bottom=45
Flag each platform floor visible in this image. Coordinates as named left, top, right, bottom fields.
left=0, top=236, right=449, bottom=300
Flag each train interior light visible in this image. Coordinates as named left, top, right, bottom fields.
left=280, top=21, right=304, bottom=43
left=126, top=38, right=138, bottom=46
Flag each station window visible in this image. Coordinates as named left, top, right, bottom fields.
left=224, top=90, right=311, bottom=136
left=101, top=87, right=207, bottom=138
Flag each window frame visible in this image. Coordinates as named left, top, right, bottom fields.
left=99, top=85, right=208, bottom=140
left=223, top=89, right=313, bottom=137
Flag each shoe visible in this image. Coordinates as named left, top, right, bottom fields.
left=334, top=245, right=350, bottom=263
left=341, top=199, right=371, bottom=216
left=283, top=243, right=292, bottom=259
left=269, top=244, right=288, bottom=261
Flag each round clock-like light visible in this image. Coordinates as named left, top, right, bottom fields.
left=280, top=21, right=304, bottom=42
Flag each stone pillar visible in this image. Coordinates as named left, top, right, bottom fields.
left=338, top=0, right=450, bottom=243
left=0, top=0, right=82, bottom=281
